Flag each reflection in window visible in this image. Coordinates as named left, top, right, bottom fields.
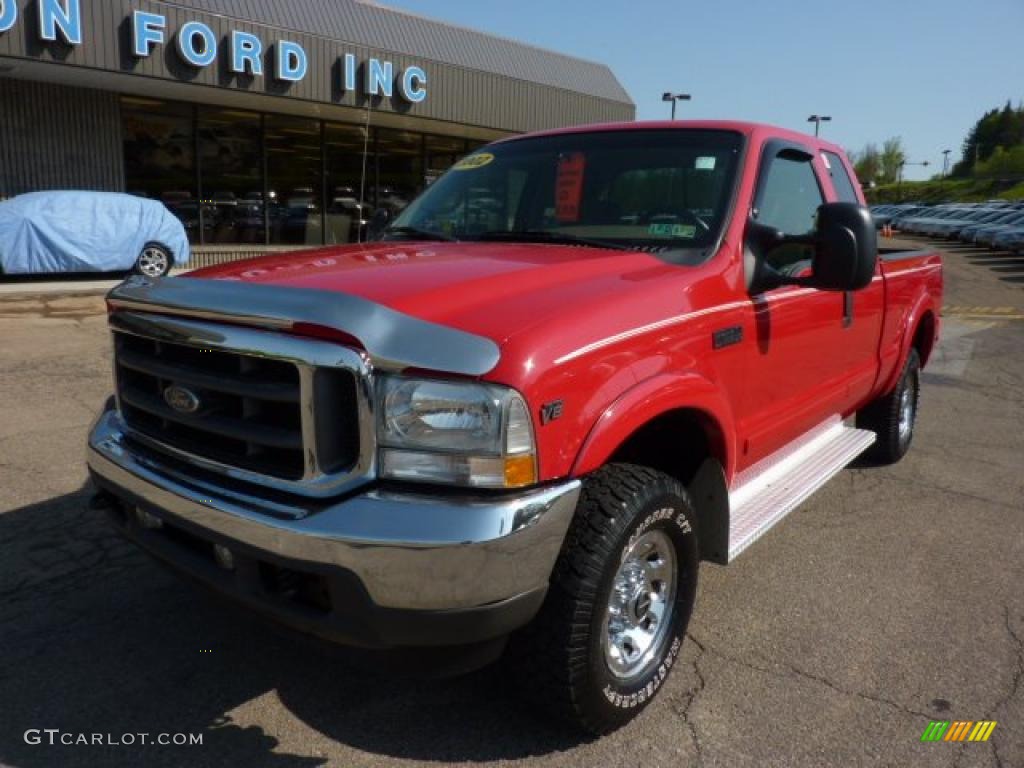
left=121, top=98, right=198, bottom=243
left=121, top=96, right=499, bottom=247
left=376, top=129, right=422, bottom=216
left=325, top=123, right=370, bottom=244
left=266, top=116, right=323, bottom=245
left=757, top=155, right=823, bottom=236
left=199, top=109, right=263, bottom=244
left=425, top=134, right=467, bottom=186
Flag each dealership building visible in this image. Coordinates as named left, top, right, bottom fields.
left=0, top=0, right=634, bottom=250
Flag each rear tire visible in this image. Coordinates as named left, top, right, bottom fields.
left=857, top=348, right=920, bottom=464
left=509, top=464, right=699, bottom=735
left=134, top=243, right=172, bottom=278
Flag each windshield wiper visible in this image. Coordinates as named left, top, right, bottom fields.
left=471, top=229, right=633, bottom=251
left=383, top=226, right=457, bottom=242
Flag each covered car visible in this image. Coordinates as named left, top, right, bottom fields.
left=0, top=191, right=190, bottom=276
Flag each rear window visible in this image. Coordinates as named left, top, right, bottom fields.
left=822, top=151, right=860, bottom=203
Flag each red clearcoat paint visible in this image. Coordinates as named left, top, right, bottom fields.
left=192, top=121, right=943, bottom=487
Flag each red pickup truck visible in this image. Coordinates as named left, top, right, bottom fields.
left=88, top=120, right=942, bottom=734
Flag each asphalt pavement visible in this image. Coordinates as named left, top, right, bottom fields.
left=0, top=239, right=1021, bottom=768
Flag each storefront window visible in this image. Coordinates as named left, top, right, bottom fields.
left=266, top=116, right=323, bottom=246
left=325, top=123, right=371, bottom=244
left=122, top=97, right=491, bottom=248
left=375, top=129, right=423, bottom=216
left=424, top=134, right=467, bottom=187
left=198, top=109, right=263, bottom=245
left=121, top=99, right=198, bottom=243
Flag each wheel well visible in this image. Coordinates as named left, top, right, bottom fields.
left=607, top=408, right=724, bottom=487
left=606, top=408, right=730, bottom=564
left=912, top=311, right=936, bottom=366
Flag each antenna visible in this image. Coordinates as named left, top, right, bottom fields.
left=357, top=96, right=373, bottom=243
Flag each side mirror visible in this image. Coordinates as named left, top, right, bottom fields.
left=745, top=202, right=877, bottom=294
left=367, top=208, right=391, bottom=241
left=811, top=202, right=877, bottom=291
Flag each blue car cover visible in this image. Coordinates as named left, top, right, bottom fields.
left=0, top=191, right=190, bottom=274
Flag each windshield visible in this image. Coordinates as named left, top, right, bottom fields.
left=385, top=129, right=744, bottom=262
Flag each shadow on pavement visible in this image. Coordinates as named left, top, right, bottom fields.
left=0, top=271, right=130, bottom=284
left=0, top=485, right=584, bottom=767
left=919, top=237, right=1024, bottom=285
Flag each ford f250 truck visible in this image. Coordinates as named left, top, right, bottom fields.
left=88, top=121, right=942, bottom=734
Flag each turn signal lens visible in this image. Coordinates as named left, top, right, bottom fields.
left=503, top=455, right=537, bottom=488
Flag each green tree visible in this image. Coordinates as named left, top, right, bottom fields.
left=852, top=143, right=881, bottom=185
left=879, top=137, right=906, bottom=184
left=953, top=101, right=1024, bottom=177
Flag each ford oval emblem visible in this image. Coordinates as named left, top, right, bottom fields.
left=163, top=384, right=201, bottom=415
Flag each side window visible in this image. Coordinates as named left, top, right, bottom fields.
left=756, top=154, right=823, bottom=273
left=823, top=151, right=860, bottom=203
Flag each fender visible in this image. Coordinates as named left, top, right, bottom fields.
left=880, top=288, right=938, bottom=395
left=571, top=371, right=737, bottom=482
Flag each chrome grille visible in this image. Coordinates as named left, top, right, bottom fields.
left=112, top=322, right=362, bottom=486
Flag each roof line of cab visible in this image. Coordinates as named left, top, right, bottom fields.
left=492, top=119, right=847, bottom=155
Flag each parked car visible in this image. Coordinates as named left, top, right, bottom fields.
left=893, top=205, right=959, bottom=233
left=959, top=210, right=1024, bottom=242
left=0, top=191, right=189, bottom=276
left=924, top=207, right=1003, bottom=238
left=992, top=227, right=1024, bottom=251
left=872, top=204, right=924, bottom=230
left=1003, top=230, right=1024, bottom=253
left=88, top=121, right=942, bottom=735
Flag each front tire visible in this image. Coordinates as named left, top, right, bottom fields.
left=857, top=348, right=921, bottom=464
left=134, top=243, right=172, bottom=278
left=510, top=464, right=699, bottom=734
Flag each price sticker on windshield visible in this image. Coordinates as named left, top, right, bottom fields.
left=555, top=152, right=586, bottom=223
left=452, top=153, right=494, bottom=171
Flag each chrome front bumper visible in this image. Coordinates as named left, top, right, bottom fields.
left=88, top=409, right=580, bottom=644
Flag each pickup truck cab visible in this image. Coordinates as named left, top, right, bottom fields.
left=87, top=121, right=942, bottom=734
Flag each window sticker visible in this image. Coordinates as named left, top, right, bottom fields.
left=695, top=156, right=716, bottom=171
left=555, top=152, right=586, bottom=222
left=452, top=152, right=494, bottom=171
left=647, top=223, right=697, bottom=238
left=820, top=153, right=832, bottom=170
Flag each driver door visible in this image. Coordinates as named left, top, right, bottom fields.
left=737, top=144, right=852, bottom=467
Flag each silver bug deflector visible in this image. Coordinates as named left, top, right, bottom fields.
left=107, top=275, right=502, bottom=376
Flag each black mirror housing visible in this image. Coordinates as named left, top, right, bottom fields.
left=810, top=202, right=877, bottom=291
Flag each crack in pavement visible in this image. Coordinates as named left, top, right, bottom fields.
left=691, top=632, right=934, bottom=721
left=668, top=633, right=707, bottom=767
left=948, top=605, right=1021, bottom=768
left=990, top=606, right=1023, bottom=768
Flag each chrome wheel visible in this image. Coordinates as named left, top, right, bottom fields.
left=602, top=529, right=677, bottom=680
left=898, top=373, right=916, bottom=443
left=136, top=246, right=170, bottom=277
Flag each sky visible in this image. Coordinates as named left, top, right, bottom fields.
left=384, top=0, right=1024, bottom=181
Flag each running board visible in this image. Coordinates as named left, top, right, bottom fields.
left=727, top=415, right=876, bottom=561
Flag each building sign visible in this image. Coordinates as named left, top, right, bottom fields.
left=0, top=0, right=428, bottom=103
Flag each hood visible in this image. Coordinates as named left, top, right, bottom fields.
left=191, top=241, right=683, bottom=347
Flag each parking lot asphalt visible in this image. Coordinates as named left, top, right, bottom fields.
left=0, top=239, right=1021, bottom=768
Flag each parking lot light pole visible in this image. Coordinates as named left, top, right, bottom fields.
left=662, top=92, right=691, bottom=120
left=807, top=115, right=832, bottom=137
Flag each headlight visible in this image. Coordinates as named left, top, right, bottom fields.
left=377, top=376, right=537, bottom=488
